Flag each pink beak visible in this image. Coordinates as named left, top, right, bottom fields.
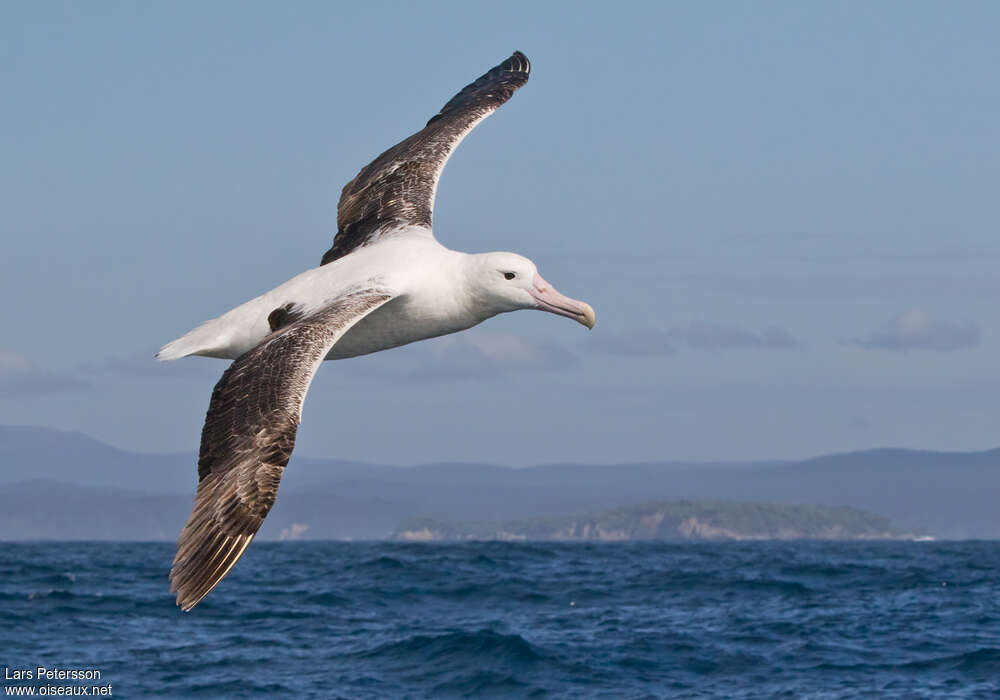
left=530, top=274, right=596, bottom=329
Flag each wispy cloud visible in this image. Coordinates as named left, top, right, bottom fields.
left=669, top=322, right=799, bottom=351
left=852, top=309, right=980, bottom=352
left=79, top=350, right=221, bottom=381
left=587, top=322, right=799, bottom=356
left=0, top=349, right=92, bottom=398
left=848, top=415, right=872, bottom=432
left=348, top=332, right=578, bottom=382
left=587, top=328, right=677, bottom=356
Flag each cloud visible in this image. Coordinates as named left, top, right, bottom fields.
left=848, top=415, right=872, bottom=432
left=587, top=328, right=677, bottom=356
left=0, top=349, right=92, bottom=399
left=587, top=323, right=798, bottom=356
left=348, top=332, right=578, bottom=382
left=669, top=322, right=799, bottom=351
left=79, top=350, right=221, bottom=381
left=853, top=309, right=980, bottom=352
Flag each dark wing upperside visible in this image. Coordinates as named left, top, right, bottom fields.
left=169, top=289, right=393, bottom=611
left=320, top=51, right=530, bottom=266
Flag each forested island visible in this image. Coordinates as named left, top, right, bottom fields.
left=394, top=501, right=913, bottom=542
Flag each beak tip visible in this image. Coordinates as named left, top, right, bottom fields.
left=580, top=304, right=596, bottom=330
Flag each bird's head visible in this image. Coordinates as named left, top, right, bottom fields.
left=469, top=252, right=595, bottom=329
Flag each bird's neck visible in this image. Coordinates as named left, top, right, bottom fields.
left=454, top=253, right=499, bottom=320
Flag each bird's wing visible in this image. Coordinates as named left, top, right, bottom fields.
left=169, top=287, right=394, bottom=611
left=320, top=51, right=530, bottom=266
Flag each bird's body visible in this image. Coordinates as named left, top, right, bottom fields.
left=158, top=231, right=491, bottom=362
left=161, top=51, right=595, bottom=611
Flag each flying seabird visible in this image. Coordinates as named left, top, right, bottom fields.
left=158, top=51, right=595, bottom=611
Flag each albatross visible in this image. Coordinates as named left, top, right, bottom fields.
left=158, top=51, right=595, bottom=611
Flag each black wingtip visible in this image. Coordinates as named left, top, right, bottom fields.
left=508, top=51, right=530, bottom=74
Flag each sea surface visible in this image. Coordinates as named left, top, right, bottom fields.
left=2, top=541, right=999, bottom=698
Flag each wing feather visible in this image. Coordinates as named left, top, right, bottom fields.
left=170, top=289, right=393, bottom=610
left=320, top=51, right=530, bottom=265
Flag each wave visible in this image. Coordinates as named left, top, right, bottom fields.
left=900, top=647, right=1000, bottom=673
left=357, top=629, right=547, bottom=666
left=301, top=591, right=351, bottom=607
left=346, top=555, right=407, bottom=571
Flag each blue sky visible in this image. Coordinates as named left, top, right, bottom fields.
left=2, top=1, right=998, bottom=466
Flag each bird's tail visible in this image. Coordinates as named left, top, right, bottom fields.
left=156, top=318, right=235, bottom=361
left=156, top=333, right=200, bottom=361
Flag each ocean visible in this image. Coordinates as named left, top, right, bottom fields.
left=2, top=541, right=998, bottom=698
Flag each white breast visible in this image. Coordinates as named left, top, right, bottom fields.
left=327, top=291, right=484, bottom=359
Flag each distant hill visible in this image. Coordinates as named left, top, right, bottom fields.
left=1, top=425, right=999, bottom=540
left=0, top=424, right=388, bottom=492
left=394, top=501, right=905, bottom=542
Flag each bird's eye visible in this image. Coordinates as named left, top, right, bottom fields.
left=503, top=272, right=516, bottom=280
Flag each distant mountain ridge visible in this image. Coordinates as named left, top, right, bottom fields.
left=0, top=424, right=383, bottom=493
left=1, top=425, right=999, bottom=540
